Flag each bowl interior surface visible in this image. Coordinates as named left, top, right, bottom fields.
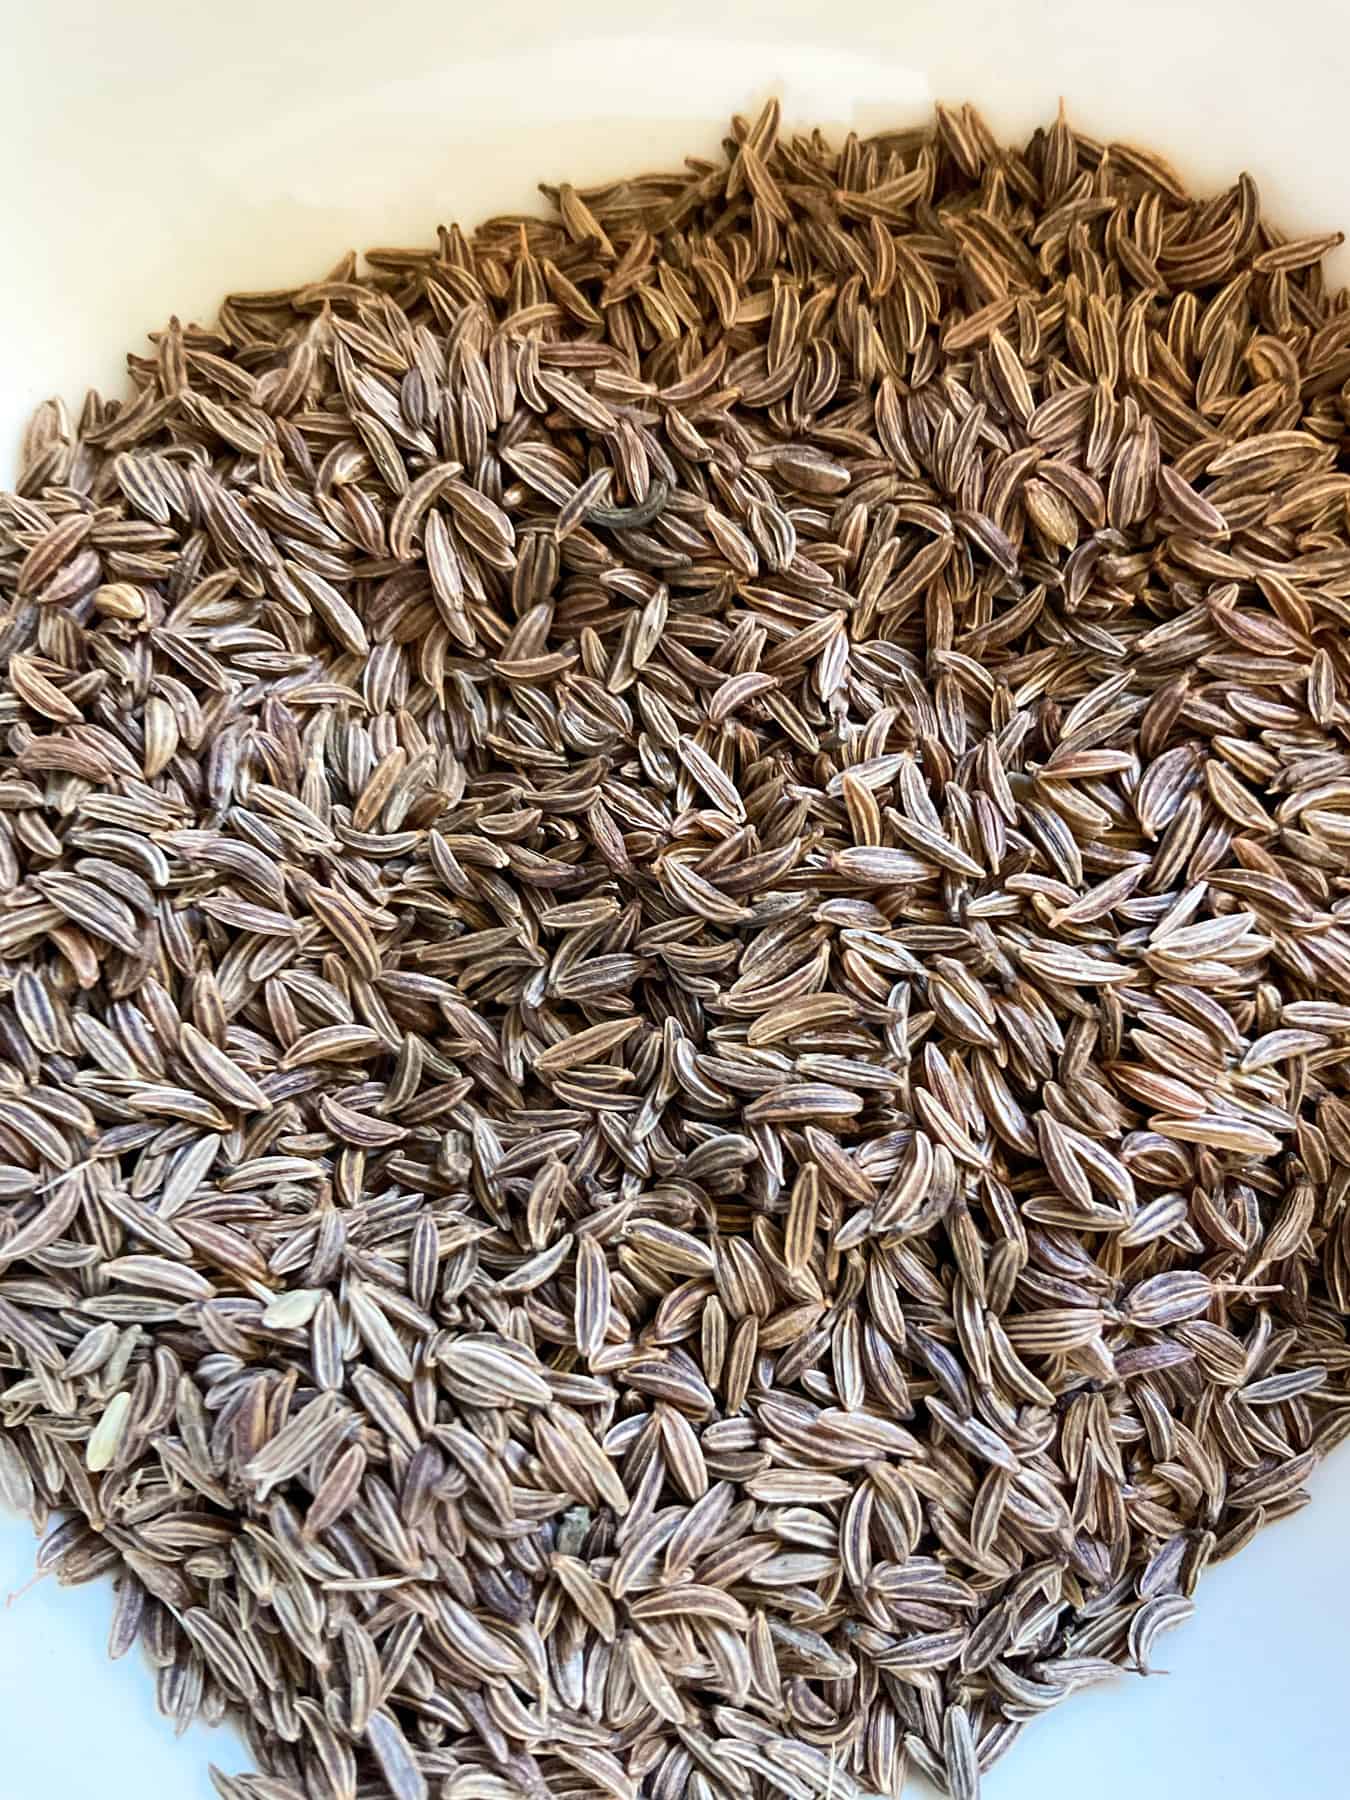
left=1, top=4, right=1347, bottom=1796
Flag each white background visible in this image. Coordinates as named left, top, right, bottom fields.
left=1, top=2, right=1349, bottom=1795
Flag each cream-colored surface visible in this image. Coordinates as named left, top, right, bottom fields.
left=1, top=3, right=1348, bottom=1794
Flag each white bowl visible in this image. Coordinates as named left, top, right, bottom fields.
left=2, top=3, right=1348, bottom=1797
